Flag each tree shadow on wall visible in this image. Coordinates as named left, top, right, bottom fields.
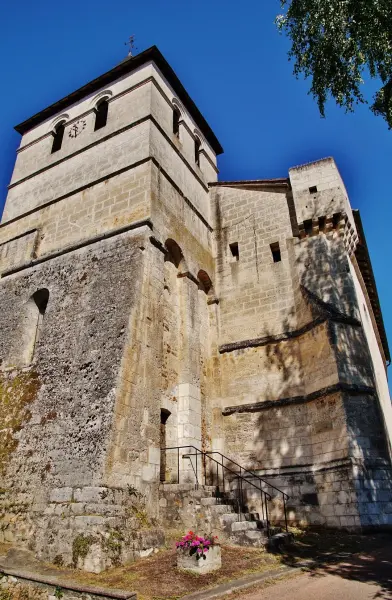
left=237, top=223, right=390, bottom=528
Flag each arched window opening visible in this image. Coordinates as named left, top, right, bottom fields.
left=33, top=289, right=49, bottom=315
left=173, top=107, right=181, bottom=137
left=20, top=288, right=50, bottom=365
left=194, top=136, right=201, bottom=166
left=198, top=270, right=213, bottom=295
left=94, top=98, right=109, bottom=131
left=160, top=409, right=171, bottom=482
left=165, top=239, right=186, bottom=270
left=51, top=121, right=66, bottom=153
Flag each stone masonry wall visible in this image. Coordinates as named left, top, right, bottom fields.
left=0, top=161, right=152, bottom=275
left=0, top=228, right=165, bottom=568
left=5, top=123, right=150, bottom=223
left=209, top=159, right=392, bottom=531
left=210, top=185, right=297, bottom=344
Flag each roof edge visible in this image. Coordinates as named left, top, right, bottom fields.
left=14, top=46, right=223, bottom=155
left=209, top=178, right=289, bottom=187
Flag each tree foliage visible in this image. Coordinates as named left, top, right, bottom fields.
left=276, top=0, right=392, bottom=128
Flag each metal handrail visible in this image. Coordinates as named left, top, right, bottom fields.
left=205, top=451, right=290, bottom=499
left=205, top=450, right=289, bottom=531
left=182, top=446, right=271, bottom=535
left=162, top=445, right=289, bottom=534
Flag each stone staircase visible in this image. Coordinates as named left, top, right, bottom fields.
left=160, top=446, right=292, bottom=549
left=159, top=483, right=284, bottom=548
left=200, top=489, right=272, bottom=547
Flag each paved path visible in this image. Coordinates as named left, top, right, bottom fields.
left=233, top=546, right=392, bottom=600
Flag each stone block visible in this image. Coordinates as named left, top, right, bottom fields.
left=178, top=396, right=190, bottom=411
left=340, top=516, right=356, bottom=528
left=74, top=487, right=108, bottom=503
left=148, top=447, right=161, bottom=465
left=49, top=487, right=73, bottom=503
left=178, top=383, right=201, bottom=400
left=73, top=515, right=106, bottom=527
left=142, top=465, right=158, bottom=482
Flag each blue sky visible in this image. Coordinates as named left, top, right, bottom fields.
left=0, top=0, right=391, bottom=370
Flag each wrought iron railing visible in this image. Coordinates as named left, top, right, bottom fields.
left=204, top=450, right=290, bottom=532
left=162, top=445, right=290, bottom=534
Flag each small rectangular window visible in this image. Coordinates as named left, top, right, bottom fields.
left=304, top=219, right=313, bottom=235
left=332, top=212, right=342, bottom=228
left=309, top=185, right=318, bottom=194
left=229, top=242, right=239, bottom=261
left=318, top=216, right=326, bottom=231
left=270, top=242, right=281, bottom=263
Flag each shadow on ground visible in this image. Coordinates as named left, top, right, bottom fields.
left=280, top=529, right=392, bottom=599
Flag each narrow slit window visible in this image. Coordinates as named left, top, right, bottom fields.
left=51, top=122, right=65, bottom=153
left=318, top=216, right=326, bottom=231
left=20, top=288, right=50, bottom=365
left=194, top=136, right=201, bottom=166
left=160, top=409, right=171, bottom=482
left=270, top=242, right=281, bottom=263
left=309, top=185, right=318, bottom=194
left=32, top=289, right=50, bottom=352
left=304, top=219, right=313, bottom=235
left=94, top=98, right=109, bottom=131
left=173, top=107, right=180, bottom=137
left=229, top=242, right=239, bottom=261
left=332, top=212, right=342, bottom=228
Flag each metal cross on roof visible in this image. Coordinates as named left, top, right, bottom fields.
left=124, top=35, right=137, bottom=57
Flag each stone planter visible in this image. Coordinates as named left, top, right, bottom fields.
left=177, top=544, right=221, bottom=574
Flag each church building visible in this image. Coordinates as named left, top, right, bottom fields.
left=0, top=46, right=391, bottom=572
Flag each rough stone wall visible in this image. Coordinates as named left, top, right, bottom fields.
left=0, top=229, right=166, bottom=568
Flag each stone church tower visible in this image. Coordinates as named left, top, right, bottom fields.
left=0, top=46, right=391, bottom=571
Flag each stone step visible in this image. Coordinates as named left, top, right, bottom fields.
left=231, top=520, right=264, bottom=532
left=208, top=504, right=236, bottom=515
left=219, top=513, right=240, bottom=525
left=159, top=483, right=217, bottom=494
left=200, top=496, right=235, bottom=506
left=229, top=529, right=268, bottom=548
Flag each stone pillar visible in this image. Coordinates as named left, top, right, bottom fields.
left=177, top=273, right=202, bottom=482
